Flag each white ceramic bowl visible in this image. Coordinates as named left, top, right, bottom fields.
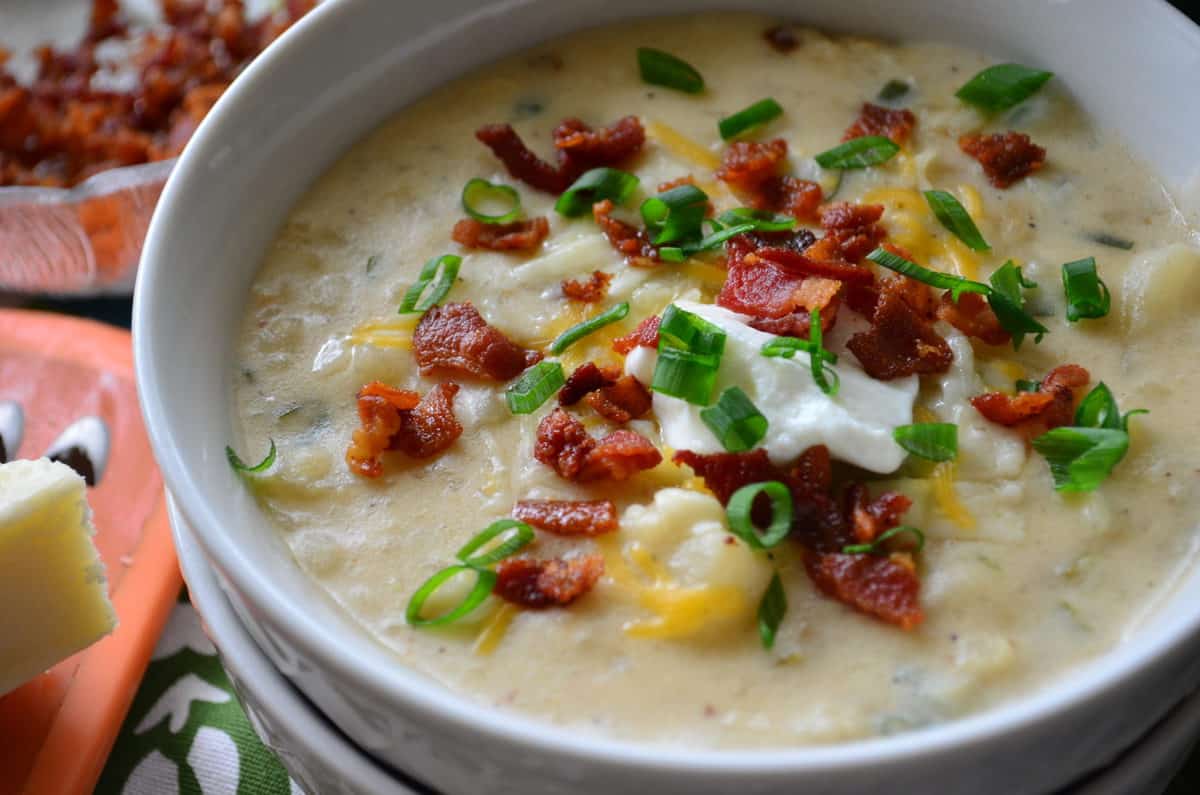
left=134, top=1, right=1200, bottom=793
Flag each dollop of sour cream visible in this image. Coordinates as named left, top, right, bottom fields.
left=625, top=301, right=917, bottom=473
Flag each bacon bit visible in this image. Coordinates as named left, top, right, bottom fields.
left=804, top=553, right=924, bottom=629
left=475, top=115, right=644, bottom=194
left=0, top=0, right=313, bottom=187
left=842, top=102, right=916, bottom=145
left=820, top=201, right=885, bottom=231
left=558, top=362, right=618, bottom=406
left=718, top=139, right=788, bottom=192
left=937, top=291, right=1009, bottom=345
left=452, top=217, right=549, bottom=252
left=512, top=500, right=618, bottom=536
left=494, top=555, right=605, bottom=608
left=845, top=482, right=912, bottom=544
left=762, top=176, right=824, bottom=223
left=593, top=199, right=660, bottom=267
left=534, top=408, right=661, bottom=482
left=413, top=302, right=542, bottom=381
left=805, top=201, right=889, bottom=264
left=971, top=364, right=1090, bottom=436
left=743, top=228, right=817, bottom=254
left=672, top=448, right=783, bottom=505
left=562, top=270, right=613, bottom=302
left=585, top=375, right=653, bottom=424
left=959, top=131, right=1047, bottom=189
left=346, top=382, right=461, bottom=477
left=764, top=24, right=801, bottom=53
left=656, top=174, right=715, bottom=215
left=754, top=248, right=875, bottom=285
left=612, top=315, right=660, bottom=354
left=847, top=286, right=953, bottom=379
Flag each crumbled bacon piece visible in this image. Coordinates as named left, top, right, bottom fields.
left=612, top=315, right=660, bottom=354
left=805, top=553, right=923, bottom=629
left=842, top=102, right=916, bottom=145
left=672, top=448, right=785, bottom=505
left=452, top=217, right=549, bottom=252
left=718, top=242, right=867, bottom=329
left=475, top=115, right=644, bottom=194
left=762, top=176, right=824, bottom=222
left=534, top=408, right=661, bottom=482
left=937, top=291, right=1009, bottom=345
left=716, top=139, right=823, bottom=222
left=845, top=483, right=913, bottom=544
left=562, top=270, right=612, bottom=302
left=959, top=131, right=1046, bottom=188
left=764, top=24, right=800, bottom=53
left=559, top=362, right=618, bottom=406
left=820, top=201, right=885, bottom=231
left=345, top=382, right=461, bottom=477
left=494, top=555, right=605, bottom=608
left=971, top=364, right=1090, bottom=436
left=413, top=302, right=542, bottom=381
left=586, top=375, right=653, bottom=424
left=805, top=201, right=889, bottom=264
left=593, top=199, right=660, bottom=267
left=513, top=500, right=618, bottom=536
left=847, top=285, right=953, bottom=379
left=743, top=228, right=818, bottom=254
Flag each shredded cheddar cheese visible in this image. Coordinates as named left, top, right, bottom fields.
left=931, top=460, right=976, bottom=530
left=646, top=120, right=721, bottom=170
left=348, top=316, right=419, bottom=350
left=472, top=603, right=518, bottom=656
left=864, top=186, right=982, bottom=281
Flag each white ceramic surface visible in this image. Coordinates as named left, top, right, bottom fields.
left=134, top=1, right=1200, bottom=793
left=173, top=491, right=1200, bottom=795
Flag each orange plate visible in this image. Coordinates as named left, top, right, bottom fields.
left=0, top=309, right=180, bottom=795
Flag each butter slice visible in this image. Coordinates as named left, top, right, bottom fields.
left=0, top=459, right=116, bottom=695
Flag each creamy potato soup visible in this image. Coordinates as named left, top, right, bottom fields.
left=232, top=13, right=1200, bottom=747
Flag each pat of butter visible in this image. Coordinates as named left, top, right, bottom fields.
left=0, top=459, right=116, bottom=695
left=626, top=301, right=917, bottom=473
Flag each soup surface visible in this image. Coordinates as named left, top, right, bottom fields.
left=232, top=13, right=1200, bottom=747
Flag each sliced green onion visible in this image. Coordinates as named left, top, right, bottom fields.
left=651, top=347, right=721, bottom=406
left=955, top=63, right=1054, bottom=112
left=877, top=79, right=911, bottom=102
left=1088, top=232, right=1134, bottom=251
left=808, top=308, right=839, bottom=396
left=1015, top=379, right=1042, bottom=393
left=1031, top=427, right=1131, bottom=493
left=550, top=302, right=630, bottom=355
left=405, top=565, right=497, bottom=627
left=1062, top=257, right=1111, bottom=322
left=506, top=361, right=565, bottom=414
left=843, top=525, right=926, bottom=555
left=726, top=481, right=793, bottom=549
left=814, top=136, right=899, bottom=170
left=555, top=168, right=640, bottom=217
left=658, top=246, right=687, bottom=262
left=761, top=336, right=838, bottom=364
left=715, top=208, right=797, bottom=232
left=893, top=423, right=957, bottom=462
left=718, top=98, right=784, bottom=140
left=700, top=386, right=768, bottom=452
left=398, top=254, right=462, bottom=314
left=461, top=178, right=521, bottom=224
left=226, top=439, right=276, bottom=475
left=637, top=47, right=704, bottom=94
left=866, top=247, right=990, bottom=301
left=456, top=519, right=535, bottom=568
left=757, top=572, right=787, bottom=650
left=988, top=260, right=1047, bottom=350
left=641, top=184, right=709, bottom=245
left=1074, top=382, right=1147, bottom=432
left=924, top=189, right=990, bottom=251
left=657, top=304, right=727, bottom=356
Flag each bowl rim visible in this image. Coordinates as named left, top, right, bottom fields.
left=135, top=0, right=1200, bottom=777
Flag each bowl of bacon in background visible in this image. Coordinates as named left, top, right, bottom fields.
left=0, top=0, right=313, bottom=297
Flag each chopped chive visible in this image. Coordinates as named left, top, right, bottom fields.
left=715, top=208, right=797, bottom=232
left=405, top=565, right=497, bottom=627
left=726, top=481, right=793, bottom=549
left=757, top=572, right=787, bottom=650
left=456, top=519, right=535, bottom=568
left=761, top=336, right=838, bottom=364
left=987, top=260, right=1047, bottom=350
left=1074, top=382, right=1146, bottom=432
left=641, top=184, right=709, bottom=245
left=808, top=308, right=839, bottom=396
left=652, top=305, right=726, bottom=405
left=718, top=98, right=784, bottom=140
left=550, top=302, right=630, bottom=355
left=814, top=136, right=899, bottom=169
left=398, top=254, right=462, bottom=314
left=1061, top=257, right=1111, bottom=322
left=866, top=247, right=990, bottom=301
left=461, top=178, right=521, bottom=224
left=1032, top=384, right=1146, bottom=492
left=955, top=63, right=1054, bottom=112
left=226, top=439, right=276, bottom=475
left=657, top=304, right=726, bottom=356
left=1088, top=232, right=1134, bottom=251
left=700, top=386, right=768, bottom=452
left=877, top=79, right=911, bottom=102
left=555, top=168, right=640, bottom=217
left=924, top=189, right=990, bottom=251
left=1015, top=379, right=1041, bottom=393
left=893, top=423, right=957, bottom=462
left=637, top=47, right=704, bottom=93
left=658, top=246, right=687, bottom=262
left=843, top=525, right=926, bottom=555
left=506, top=361, right=565, bottom=415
